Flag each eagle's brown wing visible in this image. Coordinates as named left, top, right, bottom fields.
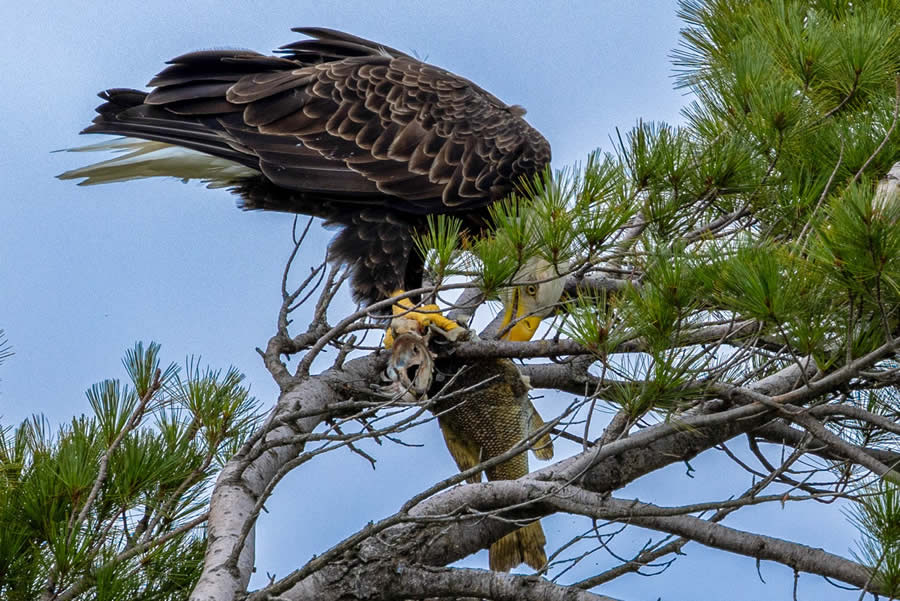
left=84, top=27, right=550, bottom=214
left=70, top=28, right=550, bottom=305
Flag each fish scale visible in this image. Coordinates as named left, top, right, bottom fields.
left=431, top=357, right=553, bottom=572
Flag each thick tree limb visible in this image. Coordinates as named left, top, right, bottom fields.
left=608, top=498, right=871, bottom=587
left=564, top=275, right=632, bottom=296
left=190, top=354, right=386, bottom=601
left=810, top=403, right=900, bottom=437
left=520, top=361, right=599, bottom=396
left=417, top=483, right=870, bottom=588
left=754, top=420, right=900, bottom=467
left=449, top=319, right=759, bottom=360
left=577, top=437, right=814, bottom=589
left=205, top=360, right=808, bottom=599
left=282, top=564, right=625, bottom=601
left=260, top=361, right=858, bottom=599
left=393, top=565, right=624, bottom=601
left=195, top=337, right=893, bottom=599
left=782, top=405, right=900, bottom=483
left=267, top=467, right=871, bottom=595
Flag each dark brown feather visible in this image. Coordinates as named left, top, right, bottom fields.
left=75, top=27, right=550, bottom=304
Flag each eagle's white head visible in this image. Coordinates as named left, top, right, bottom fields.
left=498, top=256, right=568, bottom=341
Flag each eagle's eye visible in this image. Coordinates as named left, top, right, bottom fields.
left=524, top=284, right=538, bottom=297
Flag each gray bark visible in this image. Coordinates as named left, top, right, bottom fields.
left=191, top=332, right=886, bottom=600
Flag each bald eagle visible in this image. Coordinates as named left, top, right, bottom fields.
left=60, top=27, right=561, bottom=341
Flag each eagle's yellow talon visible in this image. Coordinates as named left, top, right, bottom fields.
left=386, top=292, right=460, bottom=346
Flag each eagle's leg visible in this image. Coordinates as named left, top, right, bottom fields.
left=384, top=290, right=463, bottom=349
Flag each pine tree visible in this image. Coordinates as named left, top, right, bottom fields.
left=0, top=343, right=257, bottom=601
left=16, top=1, right=900, bottom=599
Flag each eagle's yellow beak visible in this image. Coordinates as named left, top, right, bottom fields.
left=499, top=288, right=543, bottom=342
left=498, top=257, right=569, bottom=342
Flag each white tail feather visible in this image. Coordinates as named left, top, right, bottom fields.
left=57, top=137, right=258, bottom=187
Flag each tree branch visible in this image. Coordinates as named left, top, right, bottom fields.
left=607, top=498, right=871, bottom=588
left=190, top=354, right=387, bottom=601
left=392, top=565, right=625, bottom=601
left=754, top=420, right=900, bottom=467
left=196, top=318, right=885, bottom=599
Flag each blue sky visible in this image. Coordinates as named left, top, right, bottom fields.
left=0, top=2, right=860, bottom=599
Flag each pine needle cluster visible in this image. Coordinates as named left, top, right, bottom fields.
left=416, top=1, right=900, bottom=577
left=0, top=342, right=258, bottom=601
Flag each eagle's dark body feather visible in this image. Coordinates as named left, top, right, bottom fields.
left=80, top=28, right=551, bottom=304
